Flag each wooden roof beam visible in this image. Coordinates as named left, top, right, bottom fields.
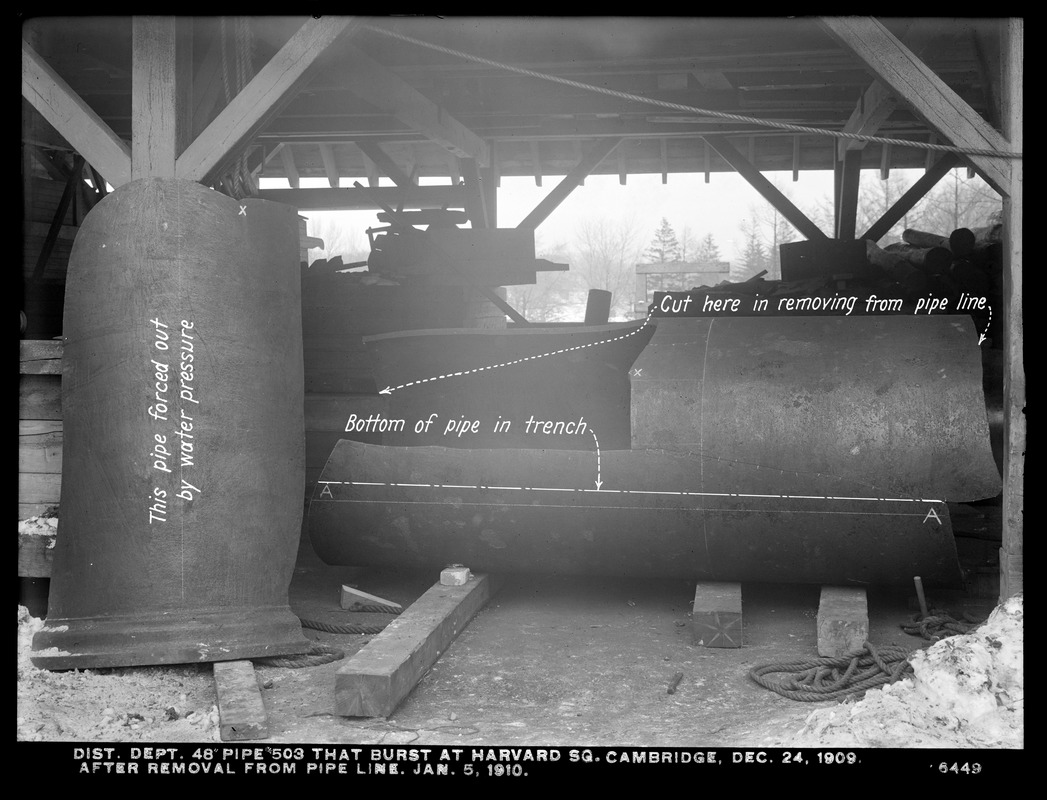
left=516, top=137, right=622, bottom=232
left=530, top=141, right=543, bottom=187
left=704, top=134, right=827, bottom=240
left=838, top=81, right=898, bottom=160
left=176, top=16, right=358, bottom=184
left=335, top=46, right=489, bottom=166
left=22, top=40, right=132, bottom=188
left=319, top=143, right=340, bottom=188
left=254, top=185, right=466, bottom=211
left=820, top=16, right=1011, bottom=195
left=859, top=152, right=960, bottom=242
left=355, top=140, right=411, bottom=187
left=132, top=17, right=193, bottom=181
left=280, top=144, right=300, bottom=188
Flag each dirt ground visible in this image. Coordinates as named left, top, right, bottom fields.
left=17, top=525, right=1022, bottom=751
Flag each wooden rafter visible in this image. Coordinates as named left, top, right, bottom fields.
left=516, top=138, right=622, bottom=231
left=820, top=16, right=1011, bottom=195
left=838, top=81, right=898, bottom=160
left=22, top=40, right=132, bottom=187
left=319, top=143, right=340, bottom=188
left=176, top=16, right=358, bottom=184
left=254, top=185, right=465, bottom=211
left=355, top=140, right=411, bottom=186
left=704, top=134, right=826, bottom=240
left=335, top=46, right=489, bottom=165
left=859, top=152, right=959, bottom=242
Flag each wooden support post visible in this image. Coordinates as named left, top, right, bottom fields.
left=880, top=143, right=891, bottom=180
left=1000, top=17, right=1023, bottom=601
left=517, top=138, right=622, bottom=231
left=132, top=17, right=181, bottom=180
left=860, top=152, right=959, bottom=242
left=660, top=138, right=668, bottom=184
left=703, top=139, right=711, bottom=184
left=925, top=134, right=936, bottom=172
left=22, top=40, right=132, bottom=187
left=691, top=582, right=742, bottom=648
left=335, top=574, right=497, bottom=717
left=355, top=140, right=411, bottom=186
left=838, top=80, right=899, bottom=161
left=705, top=134, right=826, bottom=240
left=618, top=144, right=627, bottom=185
left=836, top=148, right=862, bottom=240
left=792, top=136, right=800, bottom=182
left=530, top=140, right=542, bottom=186
left=817, top=586, right=868, bottom=657
left=280, top=144, right=300, bottom=189
left=459, top=157, right=488, bottom=229
left=319, top=143, right=340, bottom=188
left=213, top=660, right=269, bottom=741
left=176, top=17, right=359, bottom=184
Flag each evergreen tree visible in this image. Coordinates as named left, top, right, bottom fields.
left=695, top=233, right=722, bottom=265
left=644, top=217, right=681, bottom=263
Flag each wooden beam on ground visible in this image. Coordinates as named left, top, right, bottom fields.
left=530, top=140, right=542, bottom=186
left=341, top=585, right=403, bottom=613
left=280, top=144, right=300, bottom=188
left=838, top=80, right=898, bottom=159
left=817, top=586, right=868, bottom=657
left=255, top=185, right=466, bottom=211
left=1000, top=17, right=1023, bottom=601
left=319, top=143, right=340, bottom=188
left=836, top=148, right=863, bottom=240
left=355, top=140, right=411, bottom=186
left=336, top=46, right=489, bottom=165
left=692, top=583, right=742, bottom=648
left=213, top=660, right=269, bottom=741
left=176, top=17, right=358, bottom=184
left=22, top=40, right=132, bottom=187
left=820, top=16, right=1011, bottom=195
left=132, top=17, right=191, bottom=180
left=705, top=134, right=826, bottom=240
left=517, top=137, right=622, bottom=231
left=860, top=152, right=960, bottom=242
left=336, top=574, right=497, bottom=717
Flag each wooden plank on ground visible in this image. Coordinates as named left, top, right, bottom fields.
left=817, top=586, right=868, bottom=657
left=691, top=582, right=742, bottom=648
left=19, top=375, right=62, bottom=420
left=341, top=585, right=403, bottom=612
left=335, top=574, right=497, bottom=717
left=213, top=660, right=270, bottom=741
left=19, top=473, right=62, bottom=505
left=19, top=530, right=57, bottom=578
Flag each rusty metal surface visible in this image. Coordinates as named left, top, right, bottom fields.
left=364, top=320, right=654, bottom=450
left=33, top=179, right=310, bottom=669
left=308, top=441, right=964, bottom=587
left=631, top=316, right=1001, bottom=503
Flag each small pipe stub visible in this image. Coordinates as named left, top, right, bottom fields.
left=441, top=564, right=472, bottom=586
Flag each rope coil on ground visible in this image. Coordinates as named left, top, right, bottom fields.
left=749, top=642, right=913, bottom=702
left=253, top=642, right=346, bottom=669
left=300, top=618, right=391, bottom=636
left=901, top=610, right=983, bottom=641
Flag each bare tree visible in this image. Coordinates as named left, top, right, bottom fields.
left=916, top=169, right=1002, bottom=233
left=570, top=215, right=645, bottom=318
left=506, top=236, right=577, bottom=322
